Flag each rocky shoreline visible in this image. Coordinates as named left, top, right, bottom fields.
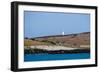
left=24, top=45, right=90, bottom=54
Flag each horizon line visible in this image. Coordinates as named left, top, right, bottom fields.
left=25, top=31, right=90, bottom=39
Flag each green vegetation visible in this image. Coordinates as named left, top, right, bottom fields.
left=40, top=40, right=56, bottom=45
left=24, top=47, right=47, bottom=54
left=24, top=48, right=90, bottom=54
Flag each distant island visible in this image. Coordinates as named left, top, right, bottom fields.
left=24, top=32, right=90, bottom=54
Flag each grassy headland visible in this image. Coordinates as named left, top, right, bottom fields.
left=24, top=32, right=90, bottom=54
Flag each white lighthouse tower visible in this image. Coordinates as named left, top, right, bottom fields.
left=62, top=31, right=65, bottom=35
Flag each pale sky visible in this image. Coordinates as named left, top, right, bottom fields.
left=24, top=11, right=90, bottom=38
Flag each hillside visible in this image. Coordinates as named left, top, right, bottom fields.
left=24, top=32, right=90, bottom=54
left=25, top=32, right=90, bottom=49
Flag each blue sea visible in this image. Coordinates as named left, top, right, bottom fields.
left=24, top=53, right=90, bottom=62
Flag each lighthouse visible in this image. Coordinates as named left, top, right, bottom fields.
left=62, top=31, right=65, bottom=35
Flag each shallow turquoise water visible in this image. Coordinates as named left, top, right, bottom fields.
left=24, top=53, right=90, bottom=62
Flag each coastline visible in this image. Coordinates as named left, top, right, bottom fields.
left=24, top=45, right=90, bottom=54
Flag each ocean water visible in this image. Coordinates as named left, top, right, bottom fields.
left=24, top=53, right=90, bottom=62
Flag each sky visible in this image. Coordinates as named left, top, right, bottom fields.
left=24, top=11, right=90, bottom=38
